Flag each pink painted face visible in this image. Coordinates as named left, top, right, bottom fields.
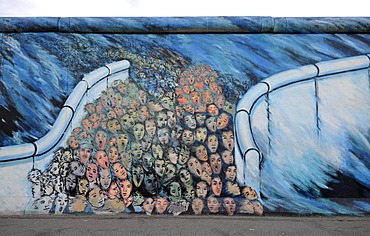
left=82, top=118, right=93, bottom=132
left=202, top=90, right=214, bottom=105
left=95, top=130, right=107, bottom=150
left=94, top=150, right=109, bottom=169
left=86, top=163, right=98, bottom=182
left=190, top=91, right=201, bottom=105
left=68, top=136, right=79, bottom=150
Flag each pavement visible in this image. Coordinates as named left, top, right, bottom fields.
left=0, top=214, right=369, bottom=236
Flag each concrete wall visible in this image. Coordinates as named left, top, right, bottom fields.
left=0, top=17, right=369, bottom=215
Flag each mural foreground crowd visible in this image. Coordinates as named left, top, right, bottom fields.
left=26, top=50, right=263, bottom=216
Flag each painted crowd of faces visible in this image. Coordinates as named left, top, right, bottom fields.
left=27, top=59, right=263, bottom=216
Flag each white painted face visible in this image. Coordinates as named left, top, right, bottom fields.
left=33, top=196, right=53, bottom=213
left=184, top=114, right=197, bottom=129
left=133, top=123, right=145, bottom=140
left=156, top=111, right=168, bottom=128
left=99, top=168, right=112, bottom=190
left=54, top=193, right=68, bottom=214
left=157, top=127, right=170, bottom=145
left=154, top=159, right=166, bottom=177
left=69, top=161, right=85, bottom=177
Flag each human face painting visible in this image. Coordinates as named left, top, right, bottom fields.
left=196, top=181, right=208, bottom=198
left=131, top=142, right=143, bottom=159
left=54, top=193, right=68, bottom=214
left=107, top=119, right=121, bottom=133
left=132, top=165, right=144, bottom=187
left=33, top=196, right=53, bottom=213
left=144, top=173, right=158, bottom=195
left=187, top=157, right=202, bottom=177
left=78, top=148, right=91, bottom=164
left=240, top=199, right=254, bottom=214
left=202, top=90, right=214, bottom=105
left=152, top=144, right=164, bottom=159
left=207, top=196, right=220, bottom=213
left=86, top=163, right=98, bottom=183
left=222, top=130, right=234, bottom=151
left=145, top=119, right=157, bottom=137
left=184, top=104, right=195, bottom=114
left=95, top=130, right=107, bottom=150
left=195, top=127, right=207, bottom=143
left=192, top=198, right=204, bottom=215
left=226, top=181, right=241, bottom=196
left=207, top=104, right=219, bottom=116
left=211, top=177, right=222, bottom=196
left=68, top=136, right=79, bottom=150
left=141, top=135, right=153, bottom=152
left=216, top=113, right=230, bottom=130
left=190, top=91, right=201, bottom=105
left=155, top=197, right=169, bottom=214
left=88, top=187, right=105, bottom=208
left=225, top=165, right=237, bottom=181
left=99, top=169, right=112, bottom=190
left=205, top=117, right=217, bottom=133
left=65, top=173, right=77, bottom=193
left=133, top=123, right=145, bottom=140
left=107, top=182, right=119, bottom=199
left=242, top=186, right=258, bottom=200
left=210, top=154, right=222, bottom=174
left=119, top=179, right=133, bottom=200
left=167, top=110, right=176, bottom=128
left=94, top=150, right=109, bottom=169
left=113, top=163, right=127, bottom=180
left=184, top=114, right=196, bottom=130
left=157, top=127, right=170, bottom=146
left=142, top=153, right=155, bottom=171
left=120, top=114, right=135, bottom=130
left=175, top=106, right=185, bottom=119
left=253, top=200, right=264, bottom=216
left=82, top=118, right=93, bottom=132
left=181, top=130, right=194, bottom=146
left=221, top=150, right=233, bottom=165
left=223, top=197, right=236, bottom=216
left=215, top=95, right=225, bottom=109
left=156, top=111, right=168, bottom=128
left=117, top=133, right=129, bottom=152
left=195, top=144, right=208, bottom=161
left=169, top=182, right=181, bottom=201
left=178, top=146, right=190, bottom=165
left=138, top=106, right=150, bottom=121
left=179, top=169, right=193, bottom=187
left=78, top=178, right=89, bottom=195
left=207, top=134, right=219, bottom=154
left=164, top=163, right=176, bottom=182
left=171, top=124, right=183, bottom=140
left=142, top=197, right=155, bottom=215
left=154, top=159, right=166, bottom=177
left=167, top=147, right=178, bottom=165
left=195, top=113, right=206, bottom=126
left=108, top=146, right=119, bottom=164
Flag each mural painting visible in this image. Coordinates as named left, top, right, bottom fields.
left=0, top=17, right=369, bottom=216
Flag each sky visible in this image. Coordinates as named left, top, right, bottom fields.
left=0, top=0, right=368, bottom=17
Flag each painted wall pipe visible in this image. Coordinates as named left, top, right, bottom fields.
left=0, top=60, right=130, bottom=163
left=235, top=54, right=370, bottom=188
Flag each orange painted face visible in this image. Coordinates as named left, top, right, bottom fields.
left=190, top=91, right=201, bottom=105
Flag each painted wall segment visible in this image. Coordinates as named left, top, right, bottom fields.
left=0, top=17, right=369, bottom=216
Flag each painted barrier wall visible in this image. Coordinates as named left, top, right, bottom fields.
left=0, top=17, right=369, bottom=215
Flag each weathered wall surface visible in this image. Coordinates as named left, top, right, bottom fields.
left=0, top=17, right=369, bottom=216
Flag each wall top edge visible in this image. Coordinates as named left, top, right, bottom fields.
left=0, top=17, right=369, bottom=33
